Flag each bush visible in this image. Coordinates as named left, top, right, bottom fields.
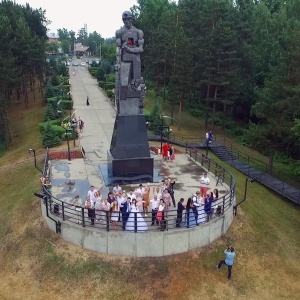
left=52, top=125, right=66, bottom=139
left=190, top=108, right=203, bottom=118
left=144, top=109, right=151, bottom=122
left=106, top=90, right=114, bottom=98
left=98, top=81, right=105, bottom=88
left=105, top=82, right=115, bottom=90
left=51, top=75, right=60, bottom=86
left=150, top=102, right=163, bottom=135
left=41, top=123, right=62, bottom=148
left=43, top=104, right=57, bottom=121
left=290, top=161, right=300, bottom=180
left=107, top=73, right=115, bottom=82
left=96, top=66, right=106, bottom=81
left=39, top=120, right=61, bottom=133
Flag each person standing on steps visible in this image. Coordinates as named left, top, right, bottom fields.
left=86, top=96, right=90, bottom=106
left=216, top=246, right=236, bottom=280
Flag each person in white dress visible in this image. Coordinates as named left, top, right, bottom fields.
left=125, top=199, right=148, bottom=232
left=94, top=191, right=103, bottom=221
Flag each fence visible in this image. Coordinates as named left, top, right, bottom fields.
left=41, top=147, right=236, bottom=233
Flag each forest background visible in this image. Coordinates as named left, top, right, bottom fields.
left=1, top=0, right=300, bottom=181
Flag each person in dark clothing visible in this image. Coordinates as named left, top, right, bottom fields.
left=86, top=96, right=90, bottom=106
left=204, top=193, right=213, bottom=222
left=176, top=198, right=185, bottom=228
left=167, top=178, right=176, bottom=207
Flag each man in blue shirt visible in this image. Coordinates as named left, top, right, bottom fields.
left=216, top=246, right=236, bottom=280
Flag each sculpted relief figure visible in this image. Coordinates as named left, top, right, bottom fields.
left=115, top=11, right=146, bottom=109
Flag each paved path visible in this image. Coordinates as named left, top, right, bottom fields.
left=50, top=65, right=228, bottom=203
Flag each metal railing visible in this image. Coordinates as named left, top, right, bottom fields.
left=40, top=147, right=236, bottom=232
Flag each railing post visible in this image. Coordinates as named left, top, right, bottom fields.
left=106, top=211, right=109, bottom=231
left=134, top=212, right=137, bottom=233
left=82, top=208, right=85, bottom=227
left=208, top=157, right=211, bottom=172
left=222, top=196, right=225, bottom=215
left=62, top=202, right=65, bottom=221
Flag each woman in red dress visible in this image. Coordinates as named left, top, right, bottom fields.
left=162, top=143, right=169, bottom=161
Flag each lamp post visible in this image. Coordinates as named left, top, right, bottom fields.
left=29, top=148, right=43, bottom=173
left=233, top=177, right=257, bottom=216
left=160, top=115, right=174, bottom=153
left=65, top=128, right=72, bottom=161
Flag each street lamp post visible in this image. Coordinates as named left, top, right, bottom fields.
left=29, top=148, right=43, bottom=173
left=233, top=177, right=257, bottom=216
left=160, top=115, right=174, bottom=153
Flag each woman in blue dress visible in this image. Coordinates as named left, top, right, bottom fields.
left=185, top=198, right=197, bottom=228
left=204, top=194, right=213, bottom=222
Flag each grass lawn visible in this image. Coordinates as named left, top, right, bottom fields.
left=0, top=91, right=299, bottom=300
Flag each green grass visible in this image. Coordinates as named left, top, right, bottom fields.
left=0, top=90, right=299, bottom=300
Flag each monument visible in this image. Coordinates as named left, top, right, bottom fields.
left=107, top=11, right=154, bottom=183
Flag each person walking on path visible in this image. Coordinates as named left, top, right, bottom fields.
left=86, top=96, right=90, bottom=106
left=78, top=117, right=84, bottom=133
left=216, top=246, right=236, bottom=280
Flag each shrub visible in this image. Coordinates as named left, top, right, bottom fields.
left=107, top=73, right=115, bottom=82
left=144, top=109, right=151, bottom=122
left=96, top=66, right=106, bottom=81
left=41, top=123, right=62, bottom=148
left=150, top=102, right=163, bottom=135
left=105, top=82, right=115, bottom=90
left=51, top=125, right=65, bottom=139
left=51, top=75, right=60, bottom=86
left=291, top=162, right=300, bottom=180
left=106, top=90, right=114, bottom=98
left=98, top=81, right=105, bottom=88
left=43, top=104, right=57, bottom=121
left=190, top=108, right=203, bottom=118
left=39, top=120, right=61, bottom=133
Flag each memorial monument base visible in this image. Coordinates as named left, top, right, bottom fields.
left=107, top=114, right=154, bottom=184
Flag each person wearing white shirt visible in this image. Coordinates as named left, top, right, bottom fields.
left=200, top=173, right=210, bottom=197
left=87, top=186, right=98, bottom=207
left=113, top=183, right=122, bottom=195
left=127, top=189, right=136, bottom=201
left=150, top=195, right=159, bottom=225
left=152, top=186, right=162, bottom=201
left=135, top=184, right=145, bottom=196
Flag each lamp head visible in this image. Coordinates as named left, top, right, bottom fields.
left=29, top=148, right=34, bottom=153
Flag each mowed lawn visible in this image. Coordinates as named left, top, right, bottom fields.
left=0, top=96, right=299, bottom=300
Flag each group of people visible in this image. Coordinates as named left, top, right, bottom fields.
left=161, top=143, right=175, bottom=161
left=69, top=179, right=178, bottom=231
left=69, top=173, right=221, bottom=231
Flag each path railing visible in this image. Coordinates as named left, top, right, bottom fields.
left=40, top=148, right=236, bottom=232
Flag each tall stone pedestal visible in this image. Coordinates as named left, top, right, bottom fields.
left=107, top=114, right=153, bottom=183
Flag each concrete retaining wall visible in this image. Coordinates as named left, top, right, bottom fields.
left=42, top=200, right=235, bottom=257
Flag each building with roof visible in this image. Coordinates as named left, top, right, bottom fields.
left=74, top=43, right=92, bottom=56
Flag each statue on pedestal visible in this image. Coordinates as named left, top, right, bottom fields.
left=115, top=11, right=146, bottom=113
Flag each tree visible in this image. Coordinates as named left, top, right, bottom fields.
left=41, top=122, right=62, bottom=148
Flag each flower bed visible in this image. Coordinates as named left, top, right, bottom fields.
left=49, top=150, right=84, bottom=160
